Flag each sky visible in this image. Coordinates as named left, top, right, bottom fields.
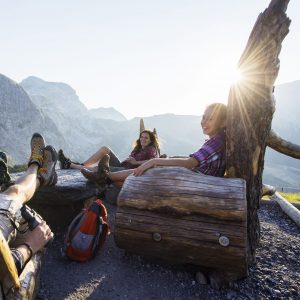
left=1, top=1, right=299, bottom=119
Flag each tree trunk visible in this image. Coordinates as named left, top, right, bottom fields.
left=226, top=0, right=290, bottom=263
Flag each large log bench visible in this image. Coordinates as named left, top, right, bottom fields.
left=114, top=166, right=248, bottom=284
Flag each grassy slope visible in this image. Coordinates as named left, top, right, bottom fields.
left=262, top=192, right=300, bottom=204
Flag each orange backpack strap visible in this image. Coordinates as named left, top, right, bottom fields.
left=96, top=199, right=110, bottom=234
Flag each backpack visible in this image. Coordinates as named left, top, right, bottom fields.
left=64, top=199, right=109, bottom=262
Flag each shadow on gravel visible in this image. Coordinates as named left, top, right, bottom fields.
left=37, top=202, right=300, bottom=300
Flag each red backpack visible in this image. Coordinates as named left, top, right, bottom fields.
left=64, top=199, right=109, bottom=262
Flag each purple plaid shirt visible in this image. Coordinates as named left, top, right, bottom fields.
left=189, top=133, right=225, bottom=177
left=121, top=145, right=158, bottom=169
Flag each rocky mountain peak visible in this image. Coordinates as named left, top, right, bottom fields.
left=0, top=74, right=69, bottom=164
left=20, top=76, right=87, bottom=117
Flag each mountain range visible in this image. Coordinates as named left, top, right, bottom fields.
left=0, top=74, right=299, bottom=188
left=264, top=80, right=300, bottom=189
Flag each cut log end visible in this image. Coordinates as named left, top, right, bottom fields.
left=261, top=184, right=276, bottom=196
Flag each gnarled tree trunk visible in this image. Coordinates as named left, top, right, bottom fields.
left=226, top=0, right=291, bottom=263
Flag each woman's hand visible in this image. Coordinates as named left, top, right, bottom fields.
left=133, top=159, right=155, bottom=176
left=23, top=221, right=54, bottom=254
left=124, top=156, right=137, bottom=165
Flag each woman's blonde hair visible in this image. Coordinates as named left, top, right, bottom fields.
left=206, top=102, right=227, bottom=133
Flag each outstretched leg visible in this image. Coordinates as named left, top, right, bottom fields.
left=2, top=164, right=40, bottom=207
left=0, top=133, right=56, bottom=242
left=82, top=146, right=112, bottom=166
left=1, top=133, right=58, bottom=212
left=0, top=134, right=55, bottom=297
left=81, top=153, right=134, bottom=187
left=58, top=146, right=117, bottom=170
left=108, top=169, right=134, bottom=184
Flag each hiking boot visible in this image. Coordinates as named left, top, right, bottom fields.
left=81, top=154, right=110, bottom=186
left=0, top=158, right=11, bottom=186
left=38, top=145, right=58, bottom=186
left=0, top=151, right=8, bottom=164
left=28, top=133, right=46, bottom=167
left=58, top=149, right=72, bottom=169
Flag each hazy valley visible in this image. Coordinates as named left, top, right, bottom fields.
left=1, top=74, right=299, bottom=189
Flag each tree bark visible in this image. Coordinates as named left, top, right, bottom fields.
left=226, top=0, right=290, bottom=263
left=140, top=118, right=145, bottom=133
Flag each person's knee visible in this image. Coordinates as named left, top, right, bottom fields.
left=100, top=146, right=111, bottom=154
left=4, top=184, right=22, bottom=197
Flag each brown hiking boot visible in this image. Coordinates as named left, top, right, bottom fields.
left=28, top=133, right=46, bottom=167
left=0, top=157, right=10, bottom=185
left=58, top=149, right=71, bottom=169
left=81, top=154, right=110, bottom=185
left=38, top=145, right=58, bottom=186
left=0, top=158, right=13, bottom=191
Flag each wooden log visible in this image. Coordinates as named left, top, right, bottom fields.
left=270, top=192, right=300, bottom=227
left=140, top=118, right=145, bottom=133
left=115, top=167, right=248, bottom=278
left=261, top=183, right=276, bottom=197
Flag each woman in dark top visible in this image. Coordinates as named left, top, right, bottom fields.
left=58, top=129, right=160, bottom=181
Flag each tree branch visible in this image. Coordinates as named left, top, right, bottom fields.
left=267, top=129, right=300, bottom=159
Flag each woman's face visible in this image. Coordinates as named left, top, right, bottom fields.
left=201, top=107, right=224, bottom=138
left=140, top=132, right=151, bottom=148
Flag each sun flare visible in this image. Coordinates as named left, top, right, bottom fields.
left=229, top=68, right=243, bottom=84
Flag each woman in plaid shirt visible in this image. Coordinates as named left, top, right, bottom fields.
left=133, top=102, right=227, bottom=177
left=89, top=103, right=227, bottom=187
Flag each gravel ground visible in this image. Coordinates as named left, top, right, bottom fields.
left=37, top=201, right=300, bottom=300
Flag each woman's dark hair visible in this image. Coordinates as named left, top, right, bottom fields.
left=132, top=129, right=160, bottom=153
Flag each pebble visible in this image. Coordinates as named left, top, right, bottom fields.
left=226, top=291, right=237, bottom=299
left=195, top=272, right=208, bottom=285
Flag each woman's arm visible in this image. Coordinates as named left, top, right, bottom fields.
left=124, top=146, right=159, bottom=166
left=133, top=157, right=198, bottom=176
left=124, top=157, right=149, bottom=166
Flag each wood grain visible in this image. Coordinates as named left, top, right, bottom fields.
left=115, top=167, right=248, bottom=277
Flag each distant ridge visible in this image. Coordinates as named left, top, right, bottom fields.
left=88, top=107, right=127, bottom=121
left=20, top=76, right=127, bottom=122
left=0, top=74, right=299, bottom=187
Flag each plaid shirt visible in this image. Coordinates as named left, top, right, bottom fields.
left=189, top=133, right=225, bottom=177
left=121, top=145, right=158, bottom=169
